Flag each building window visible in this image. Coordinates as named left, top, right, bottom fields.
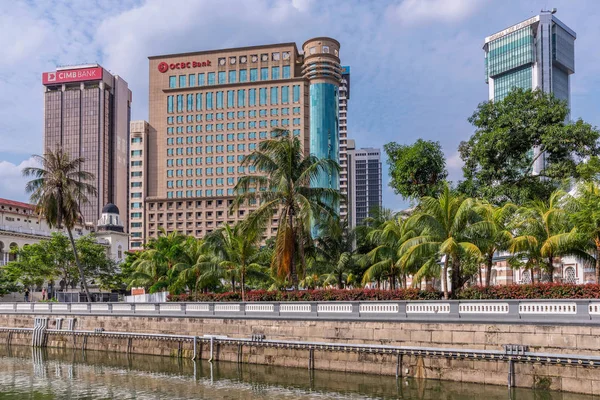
left=179, top=75, right=186, bottom=88
left=261, top=67, right=268, bottom=81
left=218, top=71, right=226, bottom=84
left=270, top=87, right=278, bottom=105
left=177, top=95, right=183, bottom=112
left=131, top=150, right=142, bottom=157
left=198, top=73, right=205, bottom=86
left=187, top=94, right=193, bottom=112
left=131, top=137, right=142, bottom=144
left=282, top=65, right=290, bottom=79
left=169, top=76, right=176, bottom=88
left=249, top=89, right=256, bottom=106
left=293, top=85, right=300, bottom=103
left=281, top=86, right=289, bottom=104
left=216, top=91, right=224, bottom=109
left=271, top=66, right=280, bottom=80
left=207, top=72, right=215, bottom=85
left=259, top=88, right=267, bottom=106
left=167, top=96, right=174, bottom=113
left=196, top=93, right=202, bottom=111
left=228, top=70, right=236, bottom=83
left=238, top=90, right=246, bottom=107
left=227, top=90, right=235, bottom=108
left=189, top=74, right=196, bottom=87
left=239, top=69, right=247, bottom=82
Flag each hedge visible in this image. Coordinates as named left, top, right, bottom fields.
left=167, top=284, right=600, bottom=302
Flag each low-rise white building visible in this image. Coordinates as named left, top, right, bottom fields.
left=0, top=198, right=127, bottom=266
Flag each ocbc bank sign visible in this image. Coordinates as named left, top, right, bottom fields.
left=158, top=60, right=211, bottom=73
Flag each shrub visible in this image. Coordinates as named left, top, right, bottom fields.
left=167, top=284, right=600, bottom=302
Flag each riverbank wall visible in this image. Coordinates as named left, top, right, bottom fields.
left=1, top=309, right=600, bottom=395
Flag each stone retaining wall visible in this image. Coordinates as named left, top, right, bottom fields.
left=1, top=314, right=599, bottom=395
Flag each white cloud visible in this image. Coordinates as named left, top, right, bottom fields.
left=390, top=0, right=482, bottom=25
left=291, top=0, right=314, bottom=12
left=0, top=157, right=40, bottom=202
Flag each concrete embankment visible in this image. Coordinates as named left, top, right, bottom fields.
left=1, top=312, right=600, bottom=395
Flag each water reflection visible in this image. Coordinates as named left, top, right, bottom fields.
left=0, top=346, right=592, bottom=399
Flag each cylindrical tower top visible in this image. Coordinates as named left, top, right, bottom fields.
left=302, top=37, right=341, bottom=85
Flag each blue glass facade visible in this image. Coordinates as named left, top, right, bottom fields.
left=309, top=82, right=339, bottom=191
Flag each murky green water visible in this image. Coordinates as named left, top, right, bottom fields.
left=0, top=346, right=593, bottom=399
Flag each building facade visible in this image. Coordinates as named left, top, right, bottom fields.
left=129, top=121, right=149, bottom=249
left=144, top=38, right=342, bottom=240
left=339, top=66, right=350, bottom=220
left=483, top=11, right=576, bottom=174
left=484, top=10, right=575, bottom=103
left=0, top=198, right=126, bottom=266
left=348, top=145, right=382, bottom=228
left=42, top=64, right=132, bottom=230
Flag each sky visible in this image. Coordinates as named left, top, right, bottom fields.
left=0, top=0, right=599, bottom=210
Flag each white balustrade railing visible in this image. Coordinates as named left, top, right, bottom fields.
left=459, top=303, right=509, bottom=314
left=317, top=304, right=352, bottom=313
left=2, top=300, right=599, bottom=321
left=406, top=303, right=451, bottom=314
left=518, top=302, right=577, bottom=314
left=214, top=304, right=240, bottom=312
left=245, top=304, right=274, bottom=312
left=360, top=304, right=398, bottom=313
left=280, top=304, right=311, bottom=313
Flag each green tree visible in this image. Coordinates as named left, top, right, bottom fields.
left=510, top=191, right=585, bottom=283
left=362, top=214, right=418, bottom=290
left=400, top=185, right=480, bottom=298
left=384, top=139, right=448, bottom=199
left=469, top=202, right=516, bottom=286
left=130, top=230, right=186, bottom=293
left=232, top=130, right=339, bottom=289
left=204, top=224, right=266, bottom=301
left=6, top=233, right=116, bottom=294
left=174, top=238, right=222, bottom=297
left=76, top=235, right=119, bottom=290
left=23, top=149, right=97, bottom=301
left=314, top=218, right=356, bottom=289
left=566, top=182, right=600, bottom=283
left=459, top=88, right=600, bottom=204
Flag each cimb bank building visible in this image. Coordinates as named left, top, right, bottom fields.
left=141, top=38, right=342, bottom=242
left=42, top=65, right=132, bottom=230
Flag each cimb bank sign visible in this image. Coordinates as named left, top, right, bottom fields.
left=42, top=67, right=103, bottom=85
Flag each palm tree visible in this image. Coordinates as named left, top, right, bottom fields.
left=313, top=218, right=356, bottom=289
left=510, top=190, right=584, bottom=283
left=400, top=185, right=480, bottom=299
left=174, top=238, right=222, bottom=297
left=469, top=202, right=516, bottom=286
left=131, top=229, right=186, bottom=293
left=204, top=224, right=266, bottom=301
left=232, top=130, right=340, bottom=289
left=569, top=182, right=600, bottom=283
left=362, top=214, right=417, bottom=290
left=23, top=149, right=97, bottom=302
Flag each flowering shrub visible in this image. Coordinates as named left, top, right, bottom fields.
left=169, top=288, right=441, bottom=302
left=456, top=283, right=600, bottom=300
left=167, top=284, right=600, bottom=302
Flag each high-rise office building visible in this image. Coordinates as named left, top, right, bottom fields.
left=348, top=143, right=382, bottom=228
left=483, top=10, right=575, bottom=173
left=484, top=10, right=575, bottom=102
left=42, top=65, right=132, bottom=229
left=145, top=38, right=342, bottom=240
left=129, top=120, right=149, bottom=249
left=339, top=66, right=350, bottom=220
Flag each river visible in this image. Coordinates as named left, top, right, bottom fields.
left=0, top=346, right=592, bottom=399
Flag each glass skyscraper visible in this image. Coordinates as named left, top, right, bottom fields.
left=483, top=10, right=576, bottom=173
left=484, top=10, right=575, bottom=103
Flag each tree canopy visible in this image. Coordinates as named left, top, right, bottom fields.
left=458, top=88, right=600, bottom=204
left=384, top=139, right=447, bottom=200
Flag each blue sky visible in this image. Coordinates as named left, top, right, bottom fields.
left=0, top=0, right=599, bottom=210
